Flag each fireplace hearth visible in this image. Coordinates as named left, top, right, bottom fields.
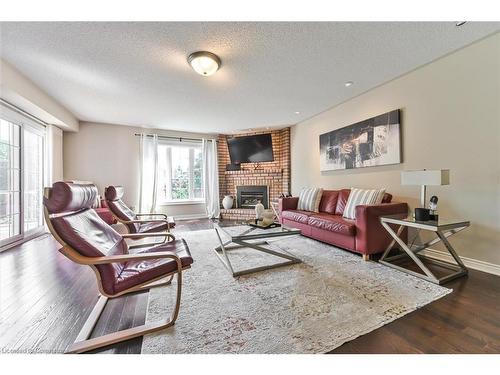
left=237, top=185, right=268, bottom=209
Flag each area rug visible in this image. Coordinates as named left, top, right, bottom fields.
left=141, top=227, right=451, bottom=354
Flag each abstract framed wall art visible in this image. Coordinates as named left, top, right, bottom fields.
left=319, top=109, right=401, bottom=171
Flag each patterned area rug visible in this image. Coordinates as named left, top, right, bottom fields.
left=141, top=227, right=451, bottom=354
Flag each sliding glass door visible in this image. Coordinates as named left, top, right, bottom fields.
left=0, top=120, right=22, bottom=244
left=23, top=127, right=44, bottom=233
left=0, top=106, right=45, bottom=248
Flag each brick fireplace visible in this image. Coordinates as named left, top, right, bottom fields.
left=217, top=128, right=291, bottom=221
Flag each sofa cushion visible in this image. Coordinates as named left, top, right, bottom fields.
left=343, top=188, right=386, bottom=220
left=382, top=193, right=392, bottom=203
left=307, top=213, right=356, bottom=235
left=318, top=190, right=339, bottom=214
left=335, top=189, right=351, bottom=216
left=297, top=187, right=323, bottom=212
left=281, top=209, right=313, bottom=224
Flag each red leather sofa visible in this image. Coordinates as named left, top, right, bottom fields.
left=279, top=189, right=408, bottom=258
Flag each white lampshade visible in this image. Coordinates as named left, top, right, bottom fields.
left=188, top=51, right=221, bottom=76
left=401, top=170, right=450, bottom=186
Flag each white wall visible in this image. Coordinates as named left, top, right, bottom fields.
left=0, top=58, right=78, bottom=131
left=291, top=33, right=500, bottom=266
left=1, top=58, right=75, bottom=189
left=63, top=122, right=216, bottom=218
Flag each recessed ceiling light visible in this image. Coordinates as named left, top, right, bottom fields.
left=344, top=81, right=354, bottom=87
left=455, top=21, right=467, bottom=27
left=294, top=111, right=300, bottom=115
left=187, top=51, right=221, bottom=76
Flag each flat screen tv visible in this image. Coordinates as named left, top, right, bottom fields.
left=227, top=133, right=274, bottom=164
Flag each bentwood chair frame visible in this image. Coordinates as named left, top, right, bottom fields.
left=104, top=186, right=173, bottom=247
left=117, top=213, right=172, bottom=232
left=44, top=187, right=191, bottom=354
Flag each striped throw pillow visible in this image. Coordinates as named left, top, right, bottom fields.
left=297, top=188, right=323, bottom=212
left=343, top=188, right=386, bottom=220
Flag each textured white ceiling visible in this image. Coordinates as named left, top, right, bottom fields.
left=1, top=22, right=498, bottom=133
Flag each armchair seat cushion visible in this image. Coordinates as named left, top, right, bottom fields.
left=114, top=239, right=193, bottom=294
left=307, top=213, right=356, bottom=235
left=281, top=209, right=313, bottom=224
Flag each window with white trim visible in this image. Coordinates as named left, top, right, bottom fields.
left=157, top=141, right=204, bottom=203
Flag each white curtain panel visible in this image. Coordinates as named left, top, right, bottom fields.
left=139, top=134, right=159, bottom=213
left=202, top=139, right=220, bottom=219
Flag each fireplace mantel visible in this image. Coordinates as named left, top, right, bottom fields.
left=224, top=168, right=282, bottom=176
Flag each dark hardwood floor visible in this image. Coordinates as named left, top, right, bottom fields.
left=0, top=218, right=498, bottom=354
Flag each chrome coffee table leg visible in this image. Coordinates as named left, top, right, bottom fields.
left=213, top=227, right=235, bottom=276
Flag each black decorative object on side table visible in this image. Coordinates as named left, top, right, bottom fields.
left=429, top=195, right=439, bottom=221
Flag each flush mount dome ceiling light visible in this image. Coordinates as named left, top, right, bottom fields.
left=187, top=51, right=221, bottom=76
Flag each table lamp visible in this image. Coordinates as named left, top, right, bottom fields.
left=401, top=169, right=450, bottom=220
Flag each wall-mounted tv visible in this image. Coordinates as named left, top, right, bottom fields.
left=227, top=133, right=274, bottom=164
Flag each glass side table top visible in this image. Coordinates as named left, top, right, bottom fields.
left=380, top=214, right=470, bottom=231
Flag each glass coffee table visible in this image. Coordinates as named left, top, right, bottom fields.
left=213, top=221, right=302, bottom=277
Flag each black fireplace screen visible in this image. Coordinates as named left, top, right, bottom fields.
left=236, top=185, right=268, bottom=209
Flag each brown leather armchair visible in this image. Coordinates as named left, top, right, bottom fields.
left=44, top=181, right=193, bottom=353
left=104, top=185, right=175, bottom=236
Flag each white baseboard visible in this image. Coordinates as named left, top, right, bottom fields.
left=173, top=214, right=208, bottom=221
left=420, top=248, right=500, bottom=276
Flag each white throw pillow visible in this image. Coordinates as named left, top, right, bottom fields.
left=343, top=188, right=386, bottom=220
left=297, top=188, right=323, bottom=212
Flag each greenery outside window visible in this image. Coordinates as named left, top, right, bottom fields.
left=157, top=141, right=204, bottom=203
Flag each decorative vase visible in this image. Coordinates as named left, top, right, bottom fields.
left=222, top=195, right=234, bottom=210
left=261, top=209, right=275, bottom=226
left=254, top=202, right=265, bottom=219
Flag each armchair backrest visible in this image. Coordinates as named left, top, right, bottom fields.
left=44, top=181, right=128, bottom=296
left=104, top=185, right=140, bottom=233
